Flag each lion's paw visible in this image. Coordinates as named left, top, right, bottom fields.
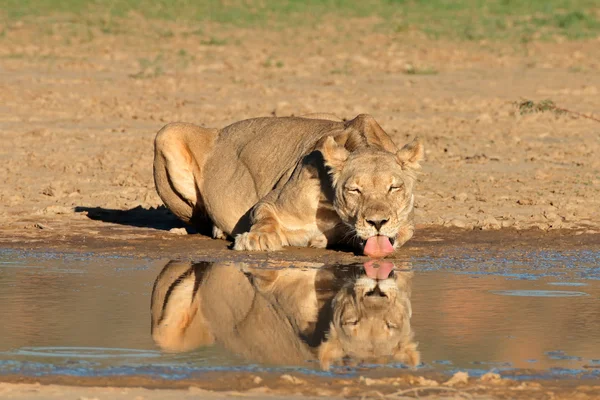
left=394, top=224, right=414, bottom=249
left=308, top=235, right=328, bottom=249
left=233, top=231, right=284, bottom=252
left=212, top=225, right=227, bottom=240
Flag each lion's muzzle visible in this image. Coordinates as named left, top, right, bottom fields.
left=361, top=235, right=395, bottom=258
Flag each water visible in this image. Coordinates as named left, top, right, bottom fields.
left=0, top=248, right=599, bottom=381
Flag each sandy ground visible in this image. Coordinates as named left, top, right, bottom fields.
left=0, top=17, right=599, bottom=246
left=0, top=383, right=342, bottom=400
left=1, top=16, right=600, bottom=399
left=2, top=371, right=600, bottom=400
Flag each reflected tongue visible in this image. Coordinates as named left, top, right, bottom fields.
left=364, top=261, right=395, bottom=280
left=363, top=236, right=394, bottom=258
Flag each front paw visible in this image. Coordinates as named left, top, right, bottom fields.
left=394, top=224, right=415, bottom=249
left=233, top=231, right=284, bottom=251
left=308, top=235, right=328, bottom=249
left=212, top=225, right=227, bottom=240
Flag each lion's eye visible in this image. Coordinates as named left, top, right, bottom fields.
left=389, top=186, right=402, bottom=193
left=346, top=187, right=361, bottom=194
left=343, top=319, right=359, bottom=326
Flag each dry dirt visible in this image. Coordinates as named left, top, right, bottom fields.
left=0, top=16, right=600, bottom=399
left=0, top=17, right=599, bottom=249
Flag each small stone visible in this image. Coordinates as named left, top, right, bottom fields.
left=34, top=223, right=53, bottom=230
left=517, top=198, right=535, bottom=206
left=481, top=216, right=501, bottom=230
left=443, top=371, right=469, bottom=387
left=448, top=218, right=468, bottom=229
left=253, top=376, right=263, bottom=385
left=169, top=227, right=188, bottom=235
left=480, top=372, right=502, bottom=383
left=41, top=186, right=55, bottom=196
left=280, top=374, right=306, bottom=385
left=453, top=192, right=468, bottom=202
left=362, top=378, right=378, bottom=386
left=416, top=376, right=439, bottom=386
left=543, top=211, right=559, bottom=221
left=476, top=113, right=493, bottom=123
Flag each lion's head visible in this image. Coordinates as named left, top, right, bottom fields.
left=318, top=262, right=419, bottom=370
left=319, top=133, right=424, bottom=258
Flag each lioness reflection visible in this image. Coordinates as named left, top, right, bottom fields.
left=150, top=260, right=419, bottom=369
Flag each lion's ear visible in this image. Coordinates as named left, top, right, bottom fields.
left=152, top=297, right=215, bottom=352
left=320, top=136, right=349, bottom=173
left=151, top=261, right=215, bottom=352
left=396, top=138, right=424, bottom=171
left=318, top=328, right=344, bottom=370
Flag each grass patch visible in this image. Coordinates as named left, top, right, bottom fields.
left=201, top=36, right=227, bottom=46
left=263, top=56, right=284, bottom=68
left=0, top=0, right=598, bottom=41
left=515, top=98, right=600, bottom=123
left=130, top=54, right=164, bottom=79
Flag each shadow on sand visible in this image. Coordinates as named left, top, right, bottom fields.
left=74, top=205, right=209, bottom=235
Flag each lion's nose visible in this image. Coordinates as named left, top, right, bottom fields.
left=365, top=285, right=387, bottom=298
left=366, top=218, right=388, bottom=231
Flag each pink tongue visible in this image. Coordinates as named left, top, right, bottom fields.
left=363, top=236, right=394, bottom=258
left=364, top=261, right=395, bottom=279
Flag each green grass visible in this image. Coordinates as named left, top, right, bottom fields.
left=0, top=0, right=599, bottom=41
left=129, top=54, right=164, bottom=79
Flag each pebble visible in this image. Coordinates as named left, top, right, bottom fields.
left=447, top=218, right=469, bottom=229
left=443, top=371, right=469, bottom=387
left=280, top=374, right=306, bottom=385
left=453, top=192, right=468, bottom=202
left=480, top=372, right=502, bottom=383
left=516, top=198, right=535, bottom=206
left=480, top=216, right=501, bottom=230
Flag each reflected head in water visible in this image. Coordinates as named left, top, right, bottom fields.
left=319, top=261, right=418, bottom=369
left=150, top=260, right=419, bottom=370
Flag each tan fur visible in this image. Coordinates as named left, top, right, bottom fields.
left=318, top=269, right=419, bottom=370
left=150, top=261, right=419, bottom=369
left=153, top=114, right=424, bottom=251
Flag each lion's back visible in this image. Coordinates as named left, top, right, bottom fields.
left=202, top=117, right=342, bottom=233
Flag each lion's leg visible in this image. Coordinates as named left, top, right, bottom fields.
left=233, top=152, right=335, bottom=252
left=153, top=122, right=221, bottom=236
left=394, top=203, right=416, bottom=249
left=394, top=223, right=414, bottom=249
left=233, top=203, right=289, bottom=251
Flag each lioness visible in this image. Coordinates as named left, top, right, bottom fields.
left=154, top=114, right=424, bottom=258
left=151, top=260, right=419, bottom=369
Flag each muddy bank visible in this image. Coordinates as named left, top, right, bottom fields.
left=1, top=212, right=599, bottom=261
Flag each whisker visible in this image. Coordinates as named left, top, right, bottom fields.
left=340, top=226, right=358, bottom=243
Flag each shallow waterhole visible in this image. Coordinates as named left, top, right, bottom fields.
left=0, top=248, right=598, bottom=382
